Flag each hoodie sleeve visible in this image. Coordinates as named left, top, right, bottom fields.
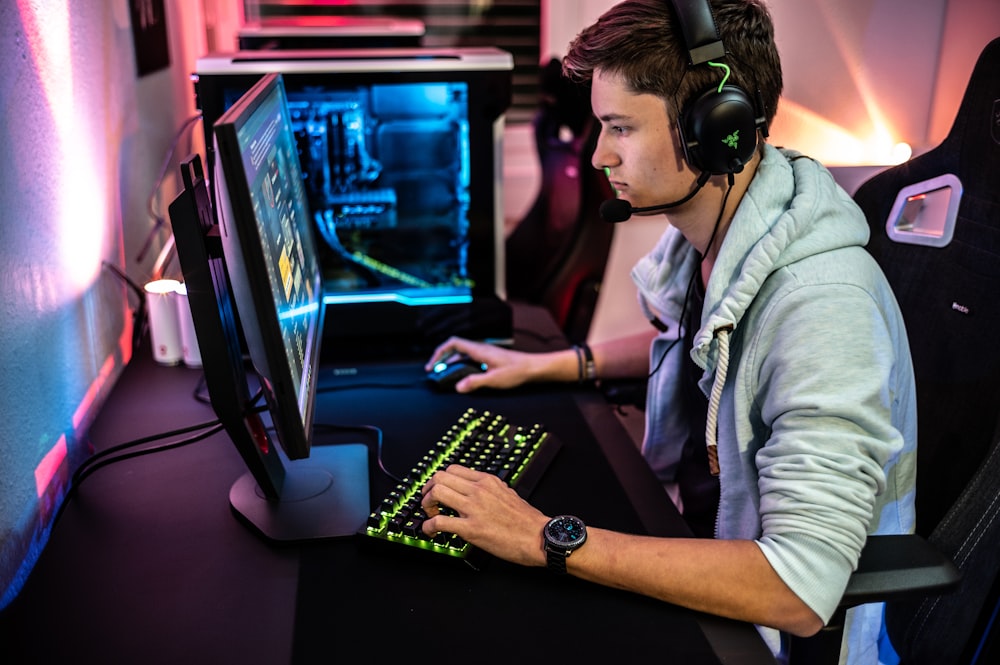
left=747, top=273, right=908, bottom=622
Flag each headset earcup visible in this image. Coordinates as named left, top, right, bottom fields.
left=680, top=85, right=759, bottom=175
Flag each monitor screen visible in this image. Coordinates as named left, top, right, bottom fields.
left=169, top=73, right=369, bottom=542
left=194, top=48, right=514, bottom=356
left=213, top=71, right=322, bottom=461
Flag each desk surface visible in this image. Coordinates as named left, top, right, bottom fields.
left=0, top=304, right=774, bottom=664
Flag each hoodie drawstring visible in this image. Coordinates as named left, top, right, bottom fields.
left=705, top=325, right=733, bottom=477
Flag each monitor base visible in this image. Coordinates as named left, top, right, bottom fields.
left=230, top=443, right=370, bottom=542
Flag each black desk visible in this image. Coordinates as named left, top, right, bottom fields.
left=0, top=305, right=775, bottom=664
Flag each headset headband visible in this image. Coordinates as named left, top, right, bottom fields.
left=670, top=0, right=726, bottom=66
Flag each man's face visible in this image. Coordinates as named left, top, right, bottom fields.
left=590, top=68, right=699, bottom=214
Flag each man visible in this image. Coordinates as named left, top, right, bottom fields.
left=420, top=1, right=916, bottom=662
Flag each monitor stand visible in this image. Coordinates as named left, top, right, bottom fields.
left=229, top=443, right=370, bottom=542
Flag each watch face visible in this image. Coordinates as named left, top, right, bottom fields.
left=545, top=515, right=586, bottom=548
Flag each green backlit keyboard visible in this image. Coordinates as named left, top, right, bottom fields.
left=361, top=408, right=562, bottom=563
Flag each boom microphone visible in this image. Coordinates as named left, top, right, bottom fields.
left=599, top=172, right=711, bottom=223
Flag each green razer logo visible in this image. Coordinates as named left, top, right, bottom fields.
left=722, top=129, right=740, bottom=150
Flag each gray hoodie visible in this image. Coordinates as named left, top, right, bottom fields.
left=631, top=144, right=917, bottom=664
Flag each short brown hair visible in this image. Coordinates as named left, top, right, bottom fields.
left=562, top=0, right=782, bottom=126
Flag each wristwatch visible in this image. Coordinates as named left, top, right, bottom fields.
left=543, top=515, right=587, bottom=574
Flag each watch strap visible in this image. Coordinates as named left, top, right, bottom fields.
left=545, top=544, right=569, bottom=574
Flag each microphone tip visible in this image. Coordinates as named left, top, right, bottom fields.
left=599, top=198, right=633, bottom=224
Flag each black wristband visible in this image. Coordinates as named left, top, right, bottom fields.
left=572, top=345, right=585, bottom=382
left=579, top=343, right=596, bottom=382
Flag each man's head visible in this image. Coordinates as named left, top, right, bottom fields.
left=562, top=0, right=782, bottom=138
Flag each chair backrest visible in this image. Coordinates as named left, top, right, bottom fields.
left=505, top=58, right=616, bottom=344
left=852, top=36, right=1000, bottom=664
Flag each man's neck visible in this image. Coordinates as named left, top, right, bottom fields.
left=689, top=147, right=763, bottom=278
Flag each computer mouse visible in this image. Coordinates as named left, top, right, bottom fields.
left=426, top=353, right=488, bottom=391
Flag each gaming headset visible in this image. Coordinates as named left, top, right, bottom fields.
left=668, top=0, right=768, bottom=175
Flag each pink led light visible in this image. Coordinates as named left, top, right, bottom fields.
left=34, top=436, right=68, bottom=499
left=72, top=353, right=117, bottom=430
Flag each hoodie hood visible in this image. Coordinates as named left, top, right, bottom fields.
left=632, top=145, right=873, bottom=475
left=632, top=144, right=871, bottom=372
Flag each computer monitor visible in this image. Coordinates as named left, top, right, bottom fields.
left=194, top=48, right=514, bottom=357
left=168, top=73, right=369, bottom=542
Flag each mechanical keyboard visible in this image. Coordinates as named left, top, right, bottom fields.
left=360, top=407, right=562, bottom=563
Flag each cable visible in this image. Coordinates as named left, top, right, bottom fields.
left=77, top=423, right=224, bottom=487
left=646, top=267, right=698, bottom=379
left=51, top=418, right=225, bottom=531
left=71, top=418, right=223, bottom=489
left=136, top=113, right=204, bottom=264
left=102, top=260, right=148, bottom=354
left=647, top=173, right=736, bottom=380
left=708, top=60, right=732, bottom=92
left=313, top=422, right=403, bottom=483
left=67, top=386, right=264, bottom=500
